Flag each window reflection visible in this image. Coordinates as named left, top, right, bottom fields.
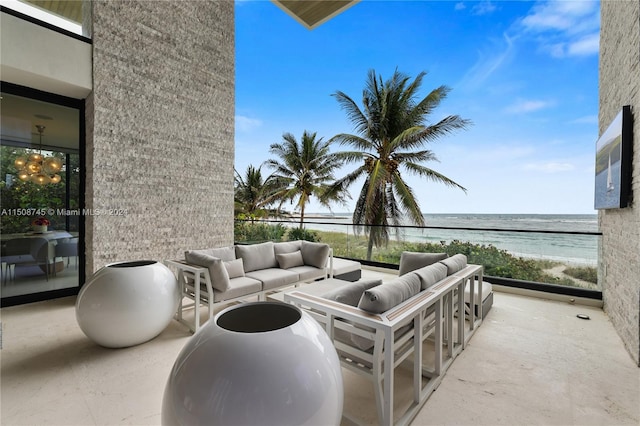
left=1, top=92, right=81, bottom=299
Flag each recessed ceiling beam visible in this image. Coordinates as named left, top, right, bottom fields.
left=272, top=0, right=360, bottom=30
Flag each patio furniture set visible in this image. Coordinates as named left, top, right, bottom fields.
left=167, top=240, right=491, bottom=425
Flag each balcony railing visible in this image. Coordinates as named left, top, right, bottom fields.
left=234, top=217, right=602, bottom=295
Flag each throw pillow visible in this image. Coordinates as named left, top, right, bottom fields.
left=321, top=279, right=383, bottom=306
left=414, top=263, right=448, bottom=290
left=276, top=250, right=305, bottom=269
left=439, top=254, right=468, bottom=275
left=224, top=258, right=245, bottom=278
left=184, top=251, right=231, bottom=292
left=399, top=252, right=448, bottom=276
left=300, top=241, right=330, bottom=269
left=357, top=273, right=421, bottom=314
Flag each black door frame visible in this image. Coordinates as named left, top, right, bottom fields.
left=1, top=81, right=86, bottom=307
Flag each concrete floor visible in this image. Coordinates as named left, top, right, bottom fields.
left=1, top=278, right=638, bottom=425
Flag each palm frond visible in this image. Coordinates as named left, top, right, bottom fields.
left=403, top=162, right=467, bottom=192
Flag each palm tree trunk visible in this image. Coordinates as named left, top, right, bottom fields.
left=299, top=203, right=305, bottom=229
left=366, top=232, right=374, bottom=261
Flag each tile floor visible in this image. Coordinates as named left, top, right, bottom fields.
left=1, top=275, right=638, bottom=425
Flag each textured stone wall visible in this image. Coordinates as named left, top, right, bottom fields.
left=599, top=0, right=640, bottom=366
left=86, top=0, right=235, bottom=274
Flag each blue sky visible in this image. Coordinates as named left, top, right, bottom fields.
left=235, top=0, right=600, bottom=215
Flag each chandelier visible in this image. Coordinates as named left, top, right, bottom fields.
left=14, top=125, right=63, bottom=185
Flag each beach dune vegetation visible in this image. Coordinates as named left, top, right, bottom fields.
left=232, top=222, right=598, bottom=290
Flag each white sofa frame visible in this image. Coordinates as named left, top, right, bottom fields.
left=284, top=264, right=484, bottom=425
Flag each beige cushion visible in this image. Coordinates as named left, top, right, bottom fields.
left=439, top=254, right=468, bottom=275
left=414, top=263, right=448, bottom=290
left=357, top=273, right=421, bottom=314
left=274, top=240, right=302, bottom=255
left=224, top=258, right=245, bottom=278
left=329, top=257, right=361, bottom=276
left=399, top=252, right=448, bottom=276
left=235, top=242, right=278, bottom=272
left=301, top=241, right=330, bottom=268
left=184, top=251, right=230, bottom=292
left=323, top=279, right=383, bottom=352
left=245, top=268, right=299, bottom=291
left=212, top=276, right=262, bottom=302
left=465, top=280, right=493, bottom=304
left=321, top=279, right=383, bottom=307
left=188, top=246, right=236, bottom=262
left=276, top=250, right=305, bottom=269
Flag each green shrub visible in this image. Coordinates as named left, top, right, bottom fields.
left=287, top=227, right=319, bottom=242
left=234, top=222, right=286, bottom=243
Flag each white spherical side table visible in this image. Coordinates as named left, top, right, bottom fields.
left=76, top=260, right=180, bottom=348
left=162, top=302, right=344, bottom=426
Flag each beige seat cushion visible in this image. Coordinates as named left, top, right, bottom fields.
left=465, top=280, right=493, bottom=304
left=286, top=265, right=325, bottom=282
left=213, top=276, right=262, bottom=302
left=246, top=268, right=299, bottom=291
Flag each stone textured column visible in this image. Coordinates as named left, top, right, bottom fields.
left=599, top=0, right=640, bottom=366
left=85, top=0, right=235, bottom=275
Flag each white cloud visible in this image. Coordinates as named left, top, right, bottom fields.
left=458, top=33, right=515, bottom=88
left=504, top=99, right=553, bottom=114
left=567, top=33, right=600, bottom=56
left=472, top=1, right=497, bottom=16
left=521, top=1, right=598, bottom=33
left=524, top=162, right=575, bottom=173
left=517, top=0, right=600, bottom=58
left=235, top=115, right=262, bottom=132
left=569, top=114, right=598, bottom=125
left=454, top=2, right=466, bottom=11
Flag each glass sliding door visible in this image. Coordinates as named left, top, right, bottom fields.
left=0, top=90, right=82, bottom=304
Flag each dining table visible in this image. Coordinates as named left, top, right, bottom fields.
left=1, top=231, right=75, bottom=280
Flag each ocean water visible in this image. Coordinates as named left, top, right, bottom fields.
left=293, top=213, right=599, bottom=266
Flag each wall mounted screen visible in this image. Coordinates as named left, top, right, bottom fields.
left=594, top=105, right=633, bottom=209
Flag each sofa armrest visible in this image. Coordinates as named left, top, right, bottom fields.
left=166, top=259, right=215, bottom=300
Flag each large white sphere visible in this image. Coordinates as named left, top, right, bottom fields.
left=162, top=302, right=343, bottom=426
left=76, top=260, right=180, bottom=348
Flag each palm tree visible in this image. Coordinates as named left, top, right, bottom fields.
left=329, top=69, right=470, bottom=260
left=234, top=165, right=284, bottom=221
left=265, top=131, right=346, bottom=228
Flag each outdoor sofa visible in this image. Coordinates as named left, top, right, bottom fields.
left=284, top=253, right=485, bottom=425
left=167, top=240, right=336, bottom=331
